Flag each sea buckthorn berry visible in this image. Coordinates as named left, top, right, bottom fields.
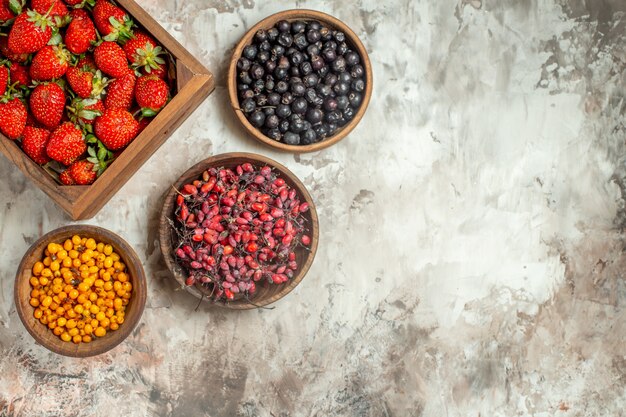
left=47, top=243, right=59, bottom=254
left=33, top=262, right=44, bottom=276
left=29, top=235, right=132, bottom=344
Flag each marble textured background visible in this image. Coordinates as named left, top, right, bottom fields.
left=0, top=0, right=625, bottom=416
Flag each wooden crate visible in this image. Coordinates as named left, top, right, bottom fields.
left=0, top=0, right=214, bottom=220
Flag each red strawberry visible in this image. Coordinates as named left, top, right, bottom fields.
left=135, top=74, right=168, bottom=115
left=32, top=0, right=68, bottom=19
left=65, top=9, right=96, bottom=55
left=66, top=65, right=93, bottom=98
left=0, top=0, right=18, bottom=22
left=93, top=0, right=132, bottom=42
left=8, top=61, right=30, bottom=86
left=123, top=31, right=156, bottom=61
left=125, top=33, right=167, bottom=78
left=0, top=37, right=28, bottom=63
left=94, top=41, right=130, bottom=78
left=8, top=11, right=53, bottom=54
left=67, top=97, right=104, bottom=126
left=25, top=111, right=38, bottom=127
left=77, top=55, right=96, bottom=71
left=0, top=65, right=8, bottom=96
left=30, top=82, right=65, bottom=129
left=0, top=97, right=27, bottom=139
left=94, top=108, right=139, bottom=150
left=21, top=126, right=51, bottom=164
left=104, top=72, right=135, bottom=109
left=46, top=122, right=86, bottom=166
left=59, top=169, right=75, bottom=185
left=67, top=160, right=96, bottom=185
left=30, top=45, right=70, bottom=80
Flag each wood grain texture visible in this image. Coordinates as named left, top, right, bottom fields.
left=0, top=0, right=215, bottom=220
left=159, top=153, right=319, bottom=310
left=14, top=225, right=147, bottom=357
left=227, top=9, right=373, bottom=153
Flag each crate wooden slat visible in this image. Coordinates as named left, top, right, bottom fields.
left=0, top=0, right=214, bottom=220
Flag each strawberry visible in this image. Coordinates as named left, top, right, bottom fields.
left=31, top=0, right=67, bottom=19
left=94, top=41, right=130, bottom=79
left=65, top=9, right=96, bottom=55
left=67, top=97, right=104, bottom=126
left=77, top=55, right=97, bottom=71
left=8, top=61, right=30, bottom=86
left=0, top=0, right=19, bottom=22
left=30, top=45, right=70, bottom=80
left=21, top=126, right=51, bottom=164
left=0, top=96, right=26, bottom=139
left=135, top=74, right=168, bottom=115
left=30, top=82, right=65, bottom=129
left=104, top=72, right=135, bottom=109
left=125, top=32, right=167, bottom=78
left=92, top=0, right=132, bottom=42
left=94, top=108, right=138, bottom=150
left=0, top=65, right=8, bottom=96
left=67, top=159, right=96, bottom=185
left=8, top=10, right=53, bottom=54
left=0, top=36, right=28, bottom=63
left=59, top=169, right=75, bottom=185
left=66, top=65, right=93, bottom=98
left=46, top=122, right=85, bottom=165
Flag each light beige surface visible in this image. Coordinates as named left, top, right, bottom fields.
left=0, top=0, right=624, bottom=416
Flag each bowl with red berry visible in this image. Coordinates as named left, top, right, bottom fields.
left=159, top=153, right=319, bottom=309
left=0, top=0, right=214, bottom=219
left=228, top=10, right=372, bottom=152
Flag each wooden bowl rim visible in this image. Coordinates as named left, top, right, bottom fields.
left=14, top=225, right=147, bottom=357
left=159, top=152, right=319, bottom=309
left=228, top=9, right=373, bottom=153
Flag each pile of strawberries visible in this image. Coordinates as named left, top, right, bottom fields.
left=0, top=0, right=173, bottom=185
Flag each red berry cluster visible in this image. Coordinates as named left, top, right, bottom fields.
left=172, top=163, right=312, bottom=302
left=0, top=0, right=173, bottom=185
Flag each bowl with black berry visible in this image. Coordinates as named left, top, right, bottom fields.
left=228, top=10, right=372, bottom=152
left=159, top=152, right=319, bottom=309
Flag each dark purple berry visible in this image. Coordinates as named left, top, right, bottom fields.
left=278, top=32, right=293, bottom=47
left=314, top=123, right=329, bottom=138
left=240, top=89, right=254, bottom=100
left=306, top=108, right=323, bottom=125
left=277, top=20, right=290, bottom=32
left=311, top=55, right=324, bottom=71
left=350, top=64, right=365, bottom=78
left=256, top=51, right=270, bottom=64
left=293, top=33, right=308, bottom=49
left=249, top=110, right=265, bottom=127
left=283, top=131, right=300, bottom=145
left=250, top=64, right=265, bottom=80
left=265, top=60, right=277, bottom=73
left=279, top=119, right=290, bottom=132
left=254, top=29, right=268, bottom=43
left=324, top=73, right=338, bottom=86
left=271, top=44, right=285, bottom=58
left=267, top=93, right=281, bottom=106
left=276, top=104, right=291, bottom=118
left=275, top=81, right=288, bottom=93
left=265, top=114, right=280, bottom=128
left=291, top=20, right=306, bottom=34
left=291, top=82, right=306, bottom=96
left=281, top=92, right=294, bottom=104
left=307, top=44, right=320, bottom=56
left=237, top=57, right=251, bottom=71
left=322, top=48, right=336, bottom=62
left=243, top=45, right=257, bottom=60
left=342, top=106, right=355, bottom=121
left=291, top=97, right=308, bottom=114
left=306, top=30, right=321, bottom=43
left=345, top=51, right=360, bottom=66
left=241, top=98, right=256, bottom=113
left=352, top=78, right=365, bottom=92
left=307, top=21, right=321, bottom=31
left=303, top=73, right=319, bottom=87
left=239, top=71, right=252, bottom=85
left=267, top=27, right=279, bottom=40
left=266, top=128, right=281, bottom=140
left=323, top=98, right=337, bottom=112
left=301, top=128, right=317, bottom=144
left=259, top=40, right=271, bottom=51
left=348, top=91, right=363, bottom=108
left=325, top=110, right=341, bottom=124
left=333, top=31, right=346, bottom=42
left=299, top=61, right=313, bottom=75
left=333, top=81, right=350, bottom=95
left=338, top=72, right=352, bottom=83
left=316, top=84, right=332, bottom=97
left=274, top=67, right=288, bottom=80
left=336, top=95, right=349, bottom=110
left=337, top=42, right=349, bottom=55
left=331, top=56, right=346, bottom=72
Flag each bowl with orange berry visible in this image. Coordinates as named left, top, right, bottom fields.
left=14, top=225, right=146, bottom=357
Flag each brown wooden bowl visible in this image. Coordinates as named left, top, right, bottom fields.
left=159, top=152, right=319, bottom=309
left=228, top=9, right=373, bottom=153
left=14, top=225, right=147, bottom=357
